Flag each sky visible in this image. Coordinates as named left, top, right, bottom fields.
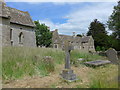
left=6, top=1, right=118, bottom=35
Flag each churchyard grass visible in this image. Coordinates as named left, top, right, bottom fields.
left=2, top=47, right=118, bottom=88
left=2, top=47, right=64, bottom=80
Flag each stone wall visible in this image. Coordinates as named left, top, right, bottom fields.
left=2, top=17, right=11, bottom=46
left=1, top=17, right=36, bottom=47
left=10, top=23, right=36, bottom=47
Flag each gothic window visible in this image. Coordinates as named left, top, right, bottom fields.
left=19, top=32, right=24, bottom=44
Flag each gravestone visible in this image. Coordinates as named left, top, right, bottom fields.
left=106, top=48, right=119, bottom=65
left=60, top=41, right=77, bottom=81
left=84, top=60, right=111, bottom=67
left=77, top=58, right=85, bottom=61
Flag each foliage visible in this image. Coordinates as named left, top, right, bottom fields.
left=96, top=46, right=101, bottom=51
left=106, top=35, right=120, bottom=51
left=34, top=21, right=52, bottom=47
left=107, top=1, right=120, bottom=51
left=87, top=19, right=108, bottom=50
left=107, top=1, right=120, bottom=39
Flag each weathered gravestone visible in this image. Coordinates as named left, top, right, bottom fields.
left=60, top=41, right=77, bottom=81
left=106, top=48, right=120, bottom=65
left=84, top=60, right=111, bottom=67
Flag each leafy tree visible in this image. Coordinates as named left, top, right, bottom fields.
left=107, top=1, right=120, bottom=51
left=87, top=19, right=108, bottom=50
left=107, top=35, right=120, bottom=51
left=34, top=21, right=52, bottom=47
left=87, top=19, right=107, bottom=37
left=107, top=1, right=120, bottom=39
left=96, top=46, right=101, bottom=51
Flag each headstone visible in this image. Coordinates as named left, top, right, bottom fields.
left=77, top=58, right=85, bottom=61
left=60, top=41, right=77, bottom=81
left=84, top=60, right=111, bottom=67
left=106, top=48, right=119, bottom=65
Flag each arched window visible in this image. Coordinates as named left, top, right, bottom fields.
left=19, top=32, right=24, bottom=44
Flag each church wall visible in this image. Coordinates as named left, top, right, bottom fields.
left=88, top=37, right=95, bottom=52
left=2, top=17, right=11, bottom=46
left=10, top=23, right=36, bottom=47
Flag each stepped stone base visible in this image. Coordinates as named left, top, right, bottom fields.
left=60, top=69, right=77, bottom=81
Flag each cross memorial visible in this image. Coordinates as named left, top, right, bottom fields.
left=60, top=41, right=77, bottom=81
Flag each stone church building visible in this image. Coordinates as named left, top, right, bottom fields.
left=52, top=29, right=95, bottom=52
left=0, top=0, right=95, bottom=51
left=0, top=1, right=36, bottom=47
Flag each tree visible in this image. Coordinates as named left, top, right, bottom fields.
left=107, top=35, right=120, bottom=51
left=107, top=1, right=120, bottom=51
left=107, top=1, right=120, bottom=39
left=87, top=19, right=107, bottom=37
left=34, top=21, right=52, bottom=47
left=87, top=19, right=108, bottom=50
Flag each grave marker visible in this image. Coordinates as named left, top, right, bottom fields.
left=60, top=41, right=77, bottom=81
left=84, top=60, right=111, bottom=67
left=106, top=48, right=119, bottom=65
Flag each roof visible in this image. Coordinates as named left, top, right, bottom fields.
left=81, top=36, right=91, bottom=43
left=0, top=2, right=35, bottom=27
left=0, top=3, right=10, bottom=18
left=52, top=30, right=92, bottom=43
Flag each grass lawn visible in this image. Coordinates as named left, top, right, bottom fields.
left=2, top=47, right=118, bottom=88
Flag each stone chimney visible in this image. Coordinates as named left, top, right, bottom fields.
left=0, top=0, right=5, bottom=4
left=47, top=26, right=50, bottom=30
left=55, top=29, right=58, bottom=32
left=73, top=32, right=76, bottom=37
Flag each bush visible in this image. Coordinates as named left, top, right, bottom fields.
left=96, top=46, right=101, bottom=51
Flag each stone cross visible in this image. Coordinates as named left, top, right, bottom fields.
left=64, top=41, right=74, bottom=69
left=60, top=41, right=77, bottom=81
left=106, top=48, right=119, bottom=65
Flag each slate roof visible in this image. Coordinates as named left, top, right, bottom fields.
left=0, top=2, right=35, bottom=27
left=81, top=36, right=90, bottom=43
left=0, top=3, right=10, bottom=18
left=59, top=34, right=74, bottom=42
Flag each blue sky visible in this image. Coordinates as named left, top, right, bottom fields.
left=6, top=2, right=117, bottom=35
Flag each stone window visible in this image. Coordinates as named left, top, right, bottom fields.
left=54, top=44, right=58, bottom=48
left=19, top=32, right=24, bottom=44
left=10, top=29, right=12, bottom=40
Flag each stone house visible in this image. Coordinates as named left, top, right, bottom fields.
left=0, top=1, right=36, bottom=47
left=52, top=29, right=95, bottom=52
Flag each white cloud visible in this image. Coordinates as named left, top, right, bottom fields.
left=6, top=0, right=119, bottom=2
left=38, top=2, right=117, bottom=35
